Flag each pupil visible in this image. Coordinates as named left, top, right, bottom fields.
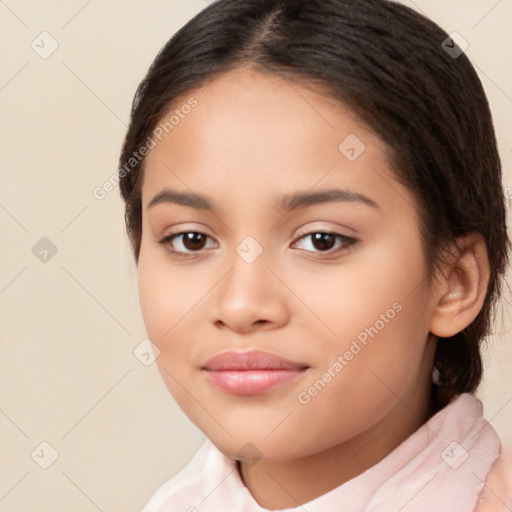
left=312, top=233, right=335, bottom=251
left=184, top=233, right=206, bottom=250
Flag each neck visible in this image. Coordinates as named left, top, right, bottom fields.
left=239, top=382, right=433, bottom=509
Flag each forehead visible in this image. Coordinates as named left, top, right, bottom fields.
left=141, top=67, right=414, bottom=216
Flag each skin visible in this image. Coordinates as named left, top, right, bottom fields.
left=137, top=66, right=489, bottom=509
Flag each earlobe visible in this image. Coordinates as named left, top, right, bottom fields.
left=429, top=233, right=490, bottom=338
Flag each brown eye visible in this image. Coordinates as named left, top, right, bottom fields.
left=159, top=231, right=217, bottom=254
left=292, top=231, right=357, bottom=256
left=181, top=232, right=208, bottom=251
left=310, top=233, right=337, bottom=251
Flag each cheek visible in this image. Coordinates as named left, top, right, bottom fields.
left=284, top=232, right=427, bottom=346
left=137, top=245, right=220, bottom=388
left=137, top=252, right=195, bottom=401
left=137, top=256, right=172, bottom=338
left=137, top=245, right=204, bottom=338
left=290, top=307, right=430, bottom=456
left=292, top=236, right=431, bottom=407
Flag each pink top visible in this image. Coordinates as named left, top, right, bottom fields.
left=142, top=393, right=512, bottom=511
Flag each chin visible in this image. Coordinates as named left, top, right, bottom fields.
left=201, top=425, right=318, bottom=463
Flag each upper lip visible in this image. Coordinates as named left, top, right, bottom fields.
left=202, top=350, right=309, bottom=371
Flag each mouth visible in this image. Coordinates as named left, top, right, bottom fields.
left=201, top=350, right=310, bottom=396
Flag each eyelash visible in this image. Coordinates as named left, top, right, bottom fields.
left=158, top=230, right=357, bottom=259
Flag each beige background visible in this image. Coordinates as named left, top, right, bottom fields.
left=0, top=1, right=511, bottom=511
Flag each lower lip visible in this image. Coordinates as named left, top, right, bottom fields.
left=204, top=369, right=306, bottom=395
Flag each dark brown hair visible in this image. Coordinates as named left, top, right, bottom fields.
left=118, top=0, right=510, bottom=408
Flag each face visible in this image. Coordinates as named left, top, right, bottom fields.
left=137, top=67, right=438, bottom=462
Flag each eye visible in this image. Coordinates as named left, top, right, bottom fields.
left=158, top=230, right=356, bottom=258
left=292, top=231, right=357, bottom=256
left=158, top=231, right=217, bottom=255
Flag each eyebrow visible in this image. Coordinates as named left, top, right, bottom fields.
left=148, top=187, right=380, bottom=212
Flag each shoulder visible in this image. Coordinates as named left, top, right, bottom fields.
left=475, top=444, right=512, bottom=512
left=141, top=439, right=254, bottom=512
left=141, top=440, right=219, bottom=512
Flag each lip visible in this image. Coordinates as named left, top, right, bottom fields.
left=202, top=350, right=309, bottom=395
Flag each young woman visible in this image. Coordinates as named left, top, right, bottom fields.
left=118, top=0, right=511, bottom=510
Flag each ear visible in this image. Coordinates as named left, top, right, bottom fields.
left=429, top=232, right=490, bottom=338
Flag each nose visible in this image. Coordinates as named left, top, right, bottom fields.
left=211, top=250, right=291, bottom=334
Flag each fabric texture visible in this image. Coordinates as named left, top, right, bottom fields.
left=142, top=393, right=510, bottom=511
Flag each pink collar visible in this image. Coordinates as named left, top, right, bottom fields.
left=143, top=393, right=502, bottom=511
